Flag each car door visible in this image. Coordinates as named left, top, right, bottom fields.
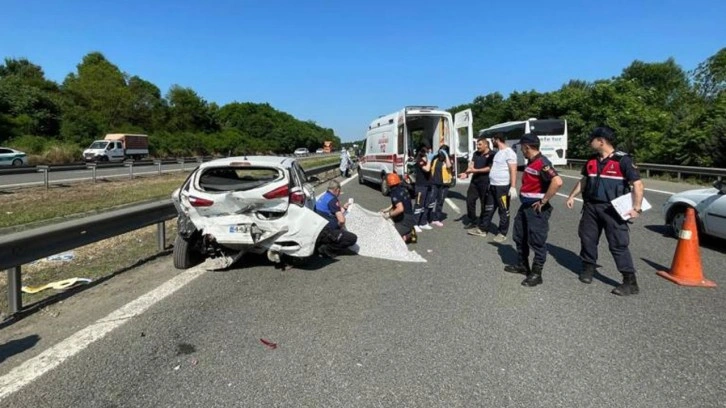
left=291, top=162, right=316, bottom=210
left=454, top=109, right=474, bottom=181
left=703, top=192, right=726, bottom=238
left=0, top=148, right=11, bottom=166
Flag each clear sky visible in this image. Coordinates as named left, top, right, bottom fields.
left=1, top=0, right=724, bottom=141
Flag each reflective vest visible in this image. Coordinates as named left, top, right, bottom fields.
left=520, top=154, right=555, bottom=205
left=582, top=152, right=631, bottom=203
left=431, top=157, right=453, bottom=185
left=315, top=191, right=338, bottom=228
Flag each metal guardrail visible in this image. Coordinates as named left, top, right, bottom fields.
left=566, top=159, right=726, bottom=181
left=0, top=153, right=341, bottom=176
left=1, top=161, right=345, bottom=317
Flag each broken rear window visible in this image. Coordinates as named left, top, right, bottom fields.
left=199, top=167, right=282, bottom=192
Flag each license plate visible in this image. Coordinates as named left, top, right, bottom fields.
left=229, top=224, right=251, bottom=233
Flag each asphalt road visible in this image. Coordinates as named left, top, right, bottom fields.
left=1, top=169, right=724, bottom=407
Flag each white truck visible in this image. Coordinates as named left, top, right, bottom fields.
left=83, top=134, right=150, bottom=162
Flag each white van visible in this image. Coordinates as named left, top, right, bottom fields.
left=357, top=106, right=473, bottom=195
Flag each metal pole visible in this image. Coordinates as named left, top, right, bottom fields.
left=157, top=221, right=166, bottom=251
left=155, top=160, right=162, bottom=175
left=178, top=158, right=185, bottom=172
left=93, top=166, right=97, bottom=183
left=43, top=169, right=49, bottom=189
left=7, top=266, right=22, bottom=314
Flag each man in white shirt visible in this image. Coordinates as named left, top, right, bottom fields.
left=479, top=133, right=518, bottom=242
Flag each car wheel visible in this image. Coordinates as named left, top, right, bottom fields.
left=668, top=205, right=699, bottom=238
left=380, top=175, right=390, bottom=196
left=12, top=159, right=22, bottom=166
left=173, top=234, right=203, bottom=269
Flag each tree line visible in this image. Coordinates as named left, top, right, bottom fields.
left=0, top=52, right=340, bottom=160
left=447, top=48, right=726, bottom=167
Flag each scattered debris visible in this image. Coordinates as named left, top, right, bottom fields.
left=175, top=343, right=196, bottom=356
left=46, top=251, right=75, bottom=262
left=260, top=338, right=277, bottom=349
left=173, top=365, right=180, bottom=371
left=21, top=277, right=92, bottom=294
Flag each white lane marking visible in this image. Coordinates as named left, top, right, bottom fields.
left=559, top=173, right=675, bottom=195
left=556, top=192, right=582, bottom=202
left=316, top=174, right=356, bottom=200
left=0, top=265, right=207, bottom=401
left=445, top=198, right=461, bottom=214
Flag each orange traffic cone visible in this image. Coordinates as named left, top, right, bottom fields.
left=657, top=207, right=716, bottom=287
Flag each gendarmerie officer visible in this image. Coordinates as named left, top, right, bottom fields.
left=566, top=126, right=644, bottom=296
left=504, top=133, right=563, bottom=287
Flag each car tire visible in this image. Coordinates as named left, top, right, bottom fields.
left=12, top=159, right=22, bottom=166
left=173, top=234, right=203, bottom=270
left=668, top=205, right=701, bottom=238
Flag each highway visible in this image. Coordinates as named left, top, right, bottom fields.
left=0, top=169, right=724, bottom=407
left=0, top=162, right=193, bottom=189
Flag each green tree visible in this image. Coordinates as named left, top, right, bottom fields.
left=60, top=52, right=132, bottom=144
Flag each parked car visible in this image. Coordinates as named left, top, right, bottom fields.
left=171, top=156, right=327, bottom=269
left=294, top=147, right=309, bottom=156
left=315, top=148, right=325, bottom=154
left=663, top=180, right=726, bottom=240
left=0, top=147, right=28, bottom=166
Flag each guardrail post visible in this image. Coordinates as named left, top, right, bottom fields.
left=646, top=169, right=650, bottom=178
left=677, top=171, right=681, bottom=181
left=86, top=162, right=98, bottom=183
left=178, top=158, right=185, bottom=172
left=37, top=165, right=50, bottom=190
left=196, top=157, right=203, bottom=168
left=157, top=221, right=166, bottom=251
left=7, top=266, right=22, bottom=314
left=154, top=159, right=162, bottom=175
left=124, top=159, right=134, bottom=179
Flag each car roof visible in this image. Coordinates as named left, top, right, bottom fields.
left=197, top=156, right=295, bottom=170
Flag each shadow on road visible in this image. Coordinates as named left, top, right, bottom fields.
left=0, top=334, right=40, bottom=364
left=645, top=224, right=726, bottom=254
left=547, top=244, right=620, bottom=287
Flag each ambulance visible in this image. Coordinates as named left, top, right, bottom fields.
left=357, top=106, right=473, bottom=195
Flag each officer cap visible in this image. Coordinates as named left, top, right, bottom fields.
left=519, top=133, right=539, bottom=146
left=589, top=127, right=616, bottom=143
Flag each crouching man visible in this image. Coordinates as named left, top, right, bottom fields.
left=380, top=173, right=417, bottom=243
left=315, top=180, right=358, bottom=258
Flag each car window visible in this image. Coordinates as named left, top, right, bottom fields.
left=0, top=148, right=12, bottom=154
left=292, top=162, right=307, bottom=186
left=198, top=167, right=282, bottom=192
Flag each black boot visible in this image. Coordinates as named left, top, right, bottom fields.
left=504, top=260, right=529, bottom=275
left=521, top=263, right=543, bottom=287
left=579, top=263, right=596, bottom=284
left=612, top=273, right=639, bottom=296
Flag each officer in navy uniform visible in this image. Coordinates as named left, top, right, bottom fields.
left=566, top=127, right=644, bottom=296
left=380, top=172, right=417, bottom=243
left=504, top=133, right=563, bottom=287
left=464, top=137, right=495, bottom=236
left=315, top=179, right=358, bottom=258
left=412, top=144, right=433, bottom=231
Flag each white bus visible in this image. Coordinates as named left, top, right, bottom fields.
left=478, top=118, right=568, bottom=167
left=358, top=106, right=473, bottom=194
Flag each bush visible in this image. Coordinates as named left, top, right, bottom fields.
left=6, top=135, right=48, bottom=154
left=42, top=143, right=83, bottom=164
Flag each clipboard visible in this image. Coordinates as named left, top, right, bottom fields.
left=610, top=193, right=651, bottom=221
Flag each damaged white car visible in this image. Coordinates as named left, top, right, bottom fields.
left=171, top=156, right=328, bottom=269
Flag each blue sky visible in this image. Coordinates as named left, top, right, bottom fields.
left=1, top=0, right=724, bottom=141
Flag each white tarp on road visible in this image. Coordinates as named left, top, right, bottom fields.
left=344, top=204, right=426, bottom=263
